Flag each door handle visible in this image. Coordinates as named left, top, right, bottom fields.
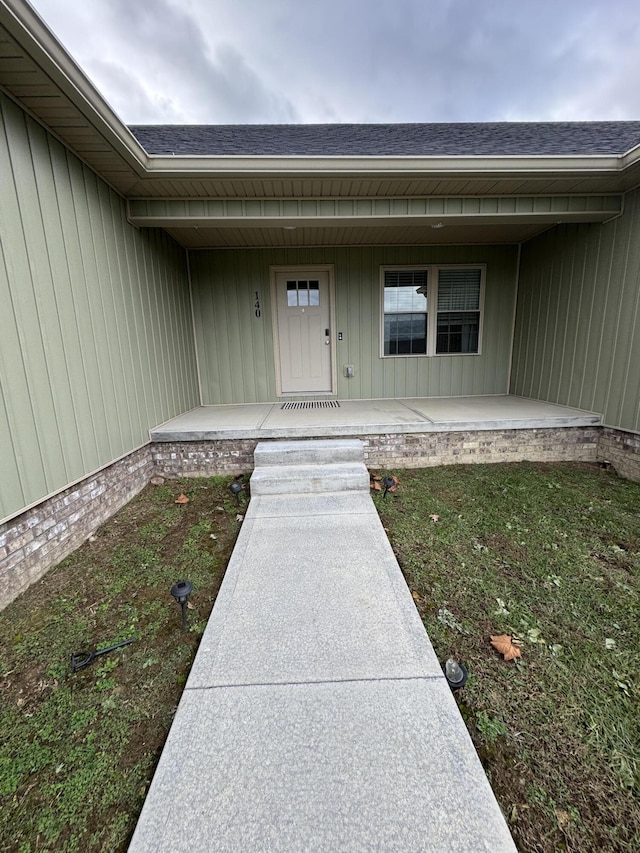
left=325, top=328, right=330, bottom=345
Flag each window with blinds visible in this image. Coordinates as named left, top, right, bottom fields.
left=436, top=268, right=481, bottom=354
left=380, top=266, right=483, bottom=357
left=383, top=269, right=428, bottom=355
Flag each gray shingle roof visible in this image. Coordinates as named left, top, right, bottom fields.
left=128, top=122, right=640, bottom=157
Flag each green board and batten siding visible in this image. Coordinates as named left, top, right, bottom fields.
left=0, top=93, right=199, bottom=522
left=189, top=245, right=518, bottom=404
left=511, top=187, right=640, bottom=432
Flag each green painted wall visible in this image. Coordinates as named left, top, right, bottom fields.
left=511, top=188, right=640, bottom=431
left=189, top=245, right=518, bottom=404
left=0, top=93, right=199, bottom=522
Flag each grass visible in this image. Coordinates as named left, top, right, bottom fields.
left=374, top=461, right=640, bottom=853
left=0, top=476, right=244, bottom=853
left=2, top=462, right=638, bottom=852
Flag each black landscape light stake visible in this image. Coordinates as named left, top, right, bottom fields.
left=70, top=638, right=136, bottom=673
left=229, top=479, right=245, bottom=504
left=382, top=475, right=396, bottom=499
left=170, top=580, right=193, bottom=632
left=444, top=657, right=468, bottom=691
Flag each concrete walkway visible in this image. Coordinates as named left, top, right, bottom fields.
left=129, top=440, right=516, bottom=852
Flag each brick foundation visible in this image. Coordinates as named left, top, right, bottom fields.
left=150, top=439, right=258, bottom=477
left=0, top=447, right=154, bottom=610
left=3, top=424, right=639, bottom=610
left=597, top=427, right=640, bottom=482
left=361, top=426, right=600, bottom=469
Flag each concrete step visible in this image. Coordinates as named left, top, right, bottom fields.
left=253, top=438, right=364, bottom=468
left=250, top=461, right=370, bottom=495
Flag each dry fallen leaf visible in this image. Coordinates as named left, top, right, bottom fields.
left=411, top=591, right=421, bottom=602
left=429, top=514, right=440, bottom=523
left=186, top=601, right=195, bottom=610
left=236, top=514, right=244, bottom=522
left=490, top=634, right=522, bottom=661
left=175, top=494, right=190, bottom=505
left=370, top=480, right=382, bottom=491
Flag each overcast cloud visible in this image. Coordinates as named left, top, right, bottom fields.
left=30, top=0, right=640, bottom=124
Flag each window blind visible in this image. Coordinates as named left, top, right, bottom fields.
left=437, top=269, right=481, bottom=312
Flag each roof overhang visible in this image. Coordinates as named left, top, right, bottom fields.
left=1, top=0, right=640, bottom=248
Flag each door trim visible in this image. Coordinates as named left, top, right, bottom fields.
left=269, top=264, right=337, bottom=397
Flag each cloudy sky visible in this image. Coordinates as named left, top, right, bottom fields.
left=30, top=0, right=640, bottom=125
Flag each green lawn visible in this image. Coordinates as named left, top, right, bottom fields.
left=0, top=477, right=242, bottom=853
left=375, top=461, right=640, bottom=853
left=1, top=462, right=638, bottom=852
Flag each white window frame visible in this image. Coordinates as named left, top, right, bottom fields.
left=379, top=264, right=486, bottom=358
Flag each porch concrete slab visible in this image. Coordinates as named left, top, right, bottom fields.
left=150, top=403, right=274, bottom=439
left=129, top=678, right=516, bottom=853
left=260, top=398, right=432, bottom=429
left=149, top=395, right=601, bottom=441
left=404, top=394, right=600, bottom=424
left=186, top=509, right=441, bottom=688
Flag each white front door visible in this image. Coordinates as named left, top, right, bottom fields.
left=272, top=268, right=334, bottom=394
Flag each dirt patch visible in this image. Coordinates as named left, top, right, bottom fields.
left=479, top=531, right=528, bottom=564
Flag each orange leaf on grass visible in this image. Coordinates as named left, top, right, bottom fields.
left=175, top=493, right=190, bottom=505
left=490, top=634, right=522, bottom=661
left=370, top=480, right=382, bottom=491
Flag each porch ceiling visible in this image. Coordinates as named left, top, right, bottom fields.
left=163, top=222, right=556, bottom=248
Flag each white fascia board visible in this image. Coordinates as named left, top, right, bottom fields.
left=620, top=143, right=640, bottom=168
left=144, top=153, right=623, bottom=179
left=0, top=0, right=149, bottom=173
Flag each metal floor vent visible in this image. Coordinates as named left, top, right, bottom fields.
left=281, top=400, right=341, bottom=410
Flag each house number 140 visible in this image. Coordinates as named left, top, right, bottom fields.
left=254, top=291, right=261, bottom=318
